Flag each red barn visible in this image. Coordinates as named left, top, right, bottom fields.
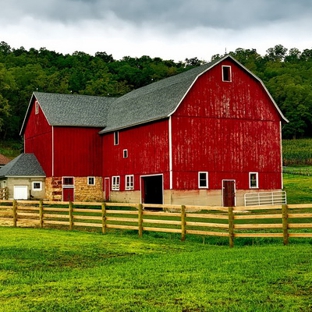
left=20, top=55, right=288, bottom=206
left=20, top=93, right=115, bottom=201
left=100, top=55, right=288, bottom=206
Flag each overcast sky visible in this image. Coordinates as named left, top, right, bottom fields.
left=1, top=0, right=311, bottom=62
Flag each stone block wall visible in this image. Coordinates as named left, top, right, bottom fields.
left=74, top=177, right=103, bottom=202
left=45, top=177, right=103, bottom=202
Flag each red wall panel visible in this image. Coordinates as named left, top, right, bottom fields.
left=171, top=59, right=282, bottom=190
left=102, top=119, right=170, bottom=191
left=53, top=127, right=103, bottom=177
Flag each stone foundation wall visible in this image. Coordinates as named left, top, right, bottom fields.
left=45, top=177, right=62, bottom=201
left=45, top=177, right=103, bottom=202
left=74, top=177, right=103, bottom=202
left=109, top=189, right=277, bottom=206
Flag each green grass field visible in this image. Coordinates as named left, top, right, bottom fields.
left=0, top=227, right=311, bottom=312
left=0, top=139, right=311, bottom=311
left=283, top=172, right=312, bottom=204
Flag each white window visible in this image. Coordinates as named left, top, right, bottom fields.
left=125, top=175, right=134, bottom=190
left=123, top=149, right=128, bottom=158
left=114, top=131, right=119, bottom=145
left=32, top=181, right=42, bottom=191
left=63, top=177, right=74, bottom=186
left=222, top=65, right=232, bottom=82
left=112, top=176, right=120, bottom=191
left=249, top=172, right=259, bottom=188
left=198, top=172, right=208, bottom=189
left=87, top=176, right=95, bottom=185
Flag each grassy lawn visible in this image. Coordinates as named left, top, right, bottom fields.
left=283, top=171, right=312, bottom=204
left=0, top=227, right=312, bottom=312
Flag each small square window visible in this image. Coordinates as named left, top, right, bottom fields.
left=63, top=177, right=74, bottom=186
left=249, top=172, right=258, bottom=188
left=32, top=181, right=42, bottom=191
left=222, top=66, right=232, bottom=82
left=112, top=176, right=120, bottom=191
left=198, top=172, right=208, bottom=189
left=123, top=149, right=128, bottom=158
left=87, top=177, right=95, bottom=185
left=125, top=175, right=134, bottom=190
left=114, top=131, right=119, bottom=145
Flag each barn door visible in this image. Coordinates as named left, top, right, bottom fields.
left=62, top=177, right=74, bottom=201
left=63, top=187, right=74, bottom=202
left=141, top=175, right=163, bottom=204
left=222, top=180, right=236, bottom=207
left=104, top=178, right=110, bottom=201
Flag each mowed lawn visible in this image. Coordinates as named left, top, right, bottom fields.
left=0, top=227, right=311, bottom=312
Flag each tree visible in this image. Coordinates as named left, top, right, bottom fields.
left=265, top=44, right=288, bottom=62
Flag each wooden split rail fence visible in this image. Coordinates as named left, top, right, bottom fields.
left=0, top=200, right=312, bottom=247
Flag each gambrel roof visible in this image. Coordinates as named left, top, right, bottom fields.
left=99, top=55, right=288, bottom=133
left=0, top=153, right=45, bottom=177
left=20, top=92, right=116, bottom=135
left=20, top=55, right=288, bottom=136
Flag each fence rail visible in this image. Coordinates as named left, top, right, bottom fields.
left=0, top=200, right=311, bottom=247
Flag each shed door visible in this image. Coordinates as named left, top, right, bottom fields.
left=63, top=187, right=74, bottom=202
left=14, top=186, right=28, bottom=200
left=104, top=178, right=110, bottom=201
left=222, top=180, right=236, bottom=207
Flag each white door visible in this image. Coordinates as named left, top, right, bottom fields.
left=13, top=186, right=28, bottom=200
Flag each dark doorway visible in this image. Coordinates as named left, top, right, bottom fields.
left=141, top=175, right=163, bottom=204
left=222, top=180, right=236, bottom=207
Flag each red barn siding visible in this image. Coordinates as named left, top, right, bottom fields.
left=171, top=59, right=282, bottom=190
left=102, top=119, right=170, bottom=191
left=53, top=127, right=103, bottom=177
left=23, top=99, right=52, bottom=176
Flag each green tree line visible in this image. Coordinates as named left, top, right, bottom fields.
left=0, top=41, right=311, bottom=140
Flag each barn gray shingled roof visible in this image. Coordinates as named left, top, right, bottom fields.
left=100, top=58, right=221, bottom=133
left=20, top=92, right=116, bottom=134
left=0, top=153, right=46, bottom=177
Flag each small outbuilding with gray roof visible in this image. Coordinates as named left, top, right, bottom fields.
left=0, top=153, right=46, bottom=200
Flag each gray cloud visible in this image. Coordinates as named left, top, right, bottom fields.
left=2, top=0, right=312, bottom=30
left=0, top=0, right=311, bottom=61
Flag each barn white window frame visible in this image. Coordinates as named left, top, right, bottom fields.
left=198, top=172, right=209, bottom=189
left=32, top=181, right=42, bottom=191
left=123, top=149, right=128, bottom=158
left=125, top=175, right=134, bottom=190
left=35, top=100, right=39, bottom=115
left=112, top=176, right=120, bottom=191
left=87, top=176, right=95, bottom=186
left=114, top=131, right=119, bottom=145
left=63, top=176, right=74, bottom=187
left=222, top=65, right=232, bottom=82
left=249, top=172, right=259, bottom=189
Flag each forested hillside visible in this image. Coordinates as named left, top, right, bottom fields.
left=0, top=41, right=311, bottom=140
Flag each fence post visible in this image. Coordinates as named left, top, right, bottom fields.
left=101, top=202, right=107, bottom=234
left=282, top=204, right=289, bottom=245
left=69, top=201, right=74, bottom=230
left=39, top=200, right=44, bottom=228
left=138, top=204, right=143, bottom=237
left=13, top=200, right=17, bottom=227
left=181, top=205, right=186, bottom=241
left=228, top=207, right=234, bottom=248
